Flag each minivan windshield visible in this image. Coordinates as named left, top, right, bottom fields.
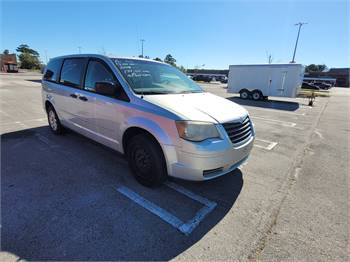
left=113, top=58, right=203, bottom=95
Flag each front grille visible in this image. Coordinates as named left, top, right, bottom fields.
left=222, top=116, right=252, bottom=145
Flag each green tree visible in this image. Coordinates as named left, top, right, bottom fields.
left=305, top=64, right=327, bottom=73
left=178, top=65, right=186, bottom=73
left=16, top=44, right=41, bottom=69
left=153, top=57, right=162, bottom=62
left=16, top=44, right=39, bottom=56
left=3, top=49, right=10, bottom=55
left=164, top=54, right=176, bottom=66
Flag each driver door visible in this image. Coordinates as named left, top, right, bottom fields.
left=83, top=59, right=125, bottom=149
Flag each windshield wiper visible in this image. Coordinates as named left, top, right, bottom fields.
left=177, top=90, right=203, bottom=94
left=136, top=91, right=170, bottom=95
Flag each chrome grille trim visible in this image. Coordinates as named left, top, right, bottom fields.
left=222, top=116, right=253, bottom=145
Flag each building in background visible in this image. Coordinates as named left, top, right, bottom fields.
left=0, top=54, right=18, bottom=73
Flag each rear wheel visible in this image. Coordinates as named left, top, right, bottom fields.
left=239, top=89, right=250, bottom=99
left=252, top=90, right=263, bottom=101
left=47, top=105, right=63, bottom=134
left=126, top=134, right=167, bottom=187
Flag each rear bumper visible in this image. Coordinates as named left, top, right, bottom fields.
left=165, top=135, right=254, bottom=181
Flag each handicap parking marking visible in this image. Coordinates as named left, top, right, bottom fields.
left=254, top=138, right=278, bottom=151
left=251, top=116, right=297, bottom=127
left=116, top=182, right=217, bottom=236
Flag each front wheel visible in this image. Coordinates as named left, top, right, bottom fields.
left=126, top=134, right=167, bottom=187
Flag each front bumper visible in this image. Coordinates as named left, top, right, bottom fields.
left=164, top=135, right=254, bottom=181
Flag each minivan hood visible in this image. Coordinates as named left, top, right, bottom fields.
left=143, top=92, right=248, bottom=123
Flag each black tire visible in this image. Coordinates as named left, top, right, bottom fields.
left=47, top=105, right=64, bottom=135
left=126, top=134, right=167, bottom=187
left=239, top=89, right=250, bottom=99
left=252, top=90, right=263, bottom=101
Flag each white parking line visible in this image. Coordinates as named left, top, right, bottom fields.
left=248, top=107, right=306, bottom=116
left=254, top=138, right=278, bottom=150
left=0, top=118, right=46, bottom=126
left=117, top=183, right=217, bottom=236
left=117, top=186, right=183, bottom=229
left=251, top=116, right=297, bottom=127
left=165, top=181, right=217, bottom=235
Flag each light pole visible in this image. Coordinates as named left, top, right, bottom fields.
left=140, top=39, right=145, bottom=57
left=45, top=50, right=48, bottom=64
left=78, top=46, right=82, bottom=54
left=291, top=22, right=307, bottom=63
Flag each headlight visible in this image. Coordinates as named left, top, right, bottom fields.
left=175, top=121, right=220, bottom=142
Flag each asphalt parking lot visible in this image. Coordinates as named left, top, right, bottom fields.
left=1, top=72, right=349, bottom=261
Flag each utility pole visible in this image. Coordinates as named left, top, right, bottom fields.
left=78, top=46, right=82, bottom=54
left=45, top=50, right=48, bottom=64
left=291, top=22, right=307, bottom=63
left=140, top=39, right=145, bottom=57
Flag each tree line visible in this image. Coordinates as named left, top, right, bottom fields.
left=2, top=44, right=327, bottom=73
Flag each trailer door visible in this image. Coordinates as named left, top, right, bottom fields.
left=278, top=71, right=288, bottom=96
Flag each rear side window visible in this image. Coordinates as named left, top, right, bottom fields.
left=59, top=58, right=86, bottom=88
left=84, top=60, right=115, bottom=92
left=43, top=59, right=62, bottom=82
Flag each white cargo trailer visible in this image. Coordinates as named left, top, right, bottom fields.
left=227, top=64, right=305, bottom=100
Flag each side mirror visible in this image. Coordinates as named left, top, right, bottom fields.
left=43, top=69, right=53, bottom=80
left=95, top=81, right=120, bottom=96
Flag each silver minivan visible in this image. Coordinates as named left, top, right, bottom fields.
left=42, top=54, right=255, bottom=186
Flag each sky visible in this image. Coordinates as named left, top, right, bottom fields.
left=1, top=0, right=349, bottom=69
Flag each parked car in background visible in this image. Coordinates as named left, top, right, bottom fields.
left=220, top=77, right=228, bottom=84
left=192, top=74, right=212, bottom=82
left=313, top=82, right=332, bottom=90
left=42, top=54, right=255, bottom=187
left=213, top=75, right=228, bottom=83
left=301, top=82, right=320, bottom=90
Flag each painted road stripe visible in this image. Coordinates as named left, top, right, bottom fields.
left=247, top=107, right=306, bottom=116
left=165, top=181, right=215, bottom=207
left=117, top=183, right=217, bottom=236
left=254, top=138, right=278, bottom=150
left=0, top=118, right=46, bottom=126
left=165, top=181, right=217, bottom=235
left=117, top=186, right=183, bottom=229
left=251, top=116, right=297, bottom=127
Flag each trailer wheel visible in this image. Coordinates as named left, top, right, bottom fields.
left=252, top=90, right=263, bottom=101
left=239, top=89, right=250, bottom=99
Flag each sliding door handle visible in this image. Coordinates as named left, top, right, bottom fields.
left=79, top=96, right=88, bottom=101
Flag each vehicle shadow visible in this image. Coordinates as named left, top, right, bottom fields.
left=1, top=126, right=243, bottom=261
left=228, top=96, right=300, bottom=111
left=26, top=79, right=42, bottom=84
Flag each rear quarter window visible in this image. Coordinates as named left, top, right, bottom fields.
left=43, top=59, right=62, bottom=82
